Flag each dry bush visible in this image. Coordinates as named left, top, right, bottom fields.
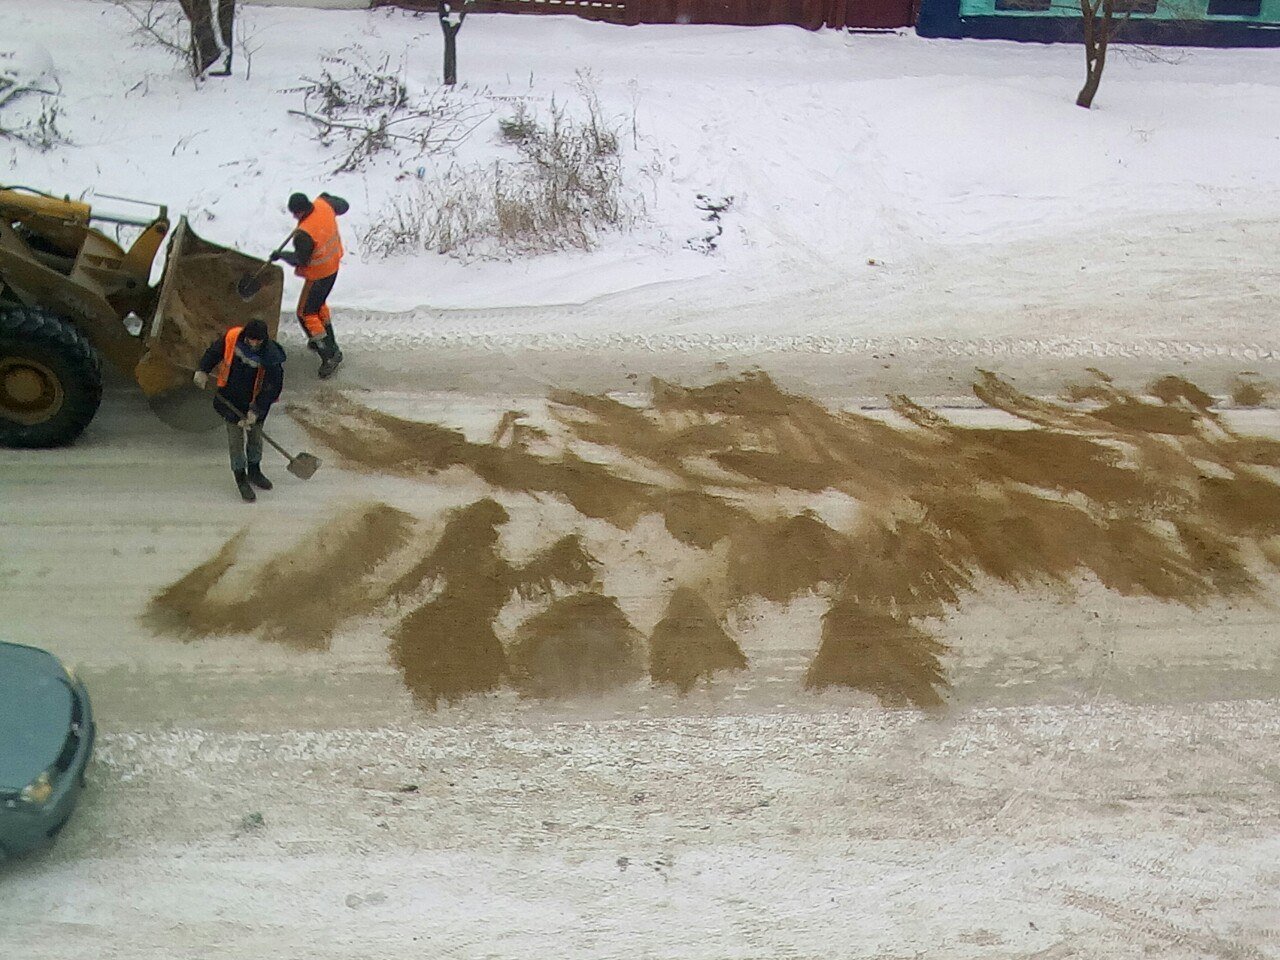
left=0, top=50, right=64, bottom=151
left=288, top=46, right=489, bottom=174
left=0, top=83, right=63, bottom=151
left=362, top=77, right=640, bottom=260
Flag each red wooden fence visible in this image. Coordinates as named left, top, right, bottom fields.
left=374, top=0, right=917, bottom=30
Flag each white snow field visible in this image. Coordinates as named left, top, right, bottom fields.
left=2, top=2, right=1280, bottom=959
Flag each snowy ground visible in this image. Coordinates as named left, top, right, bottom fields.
left=4, top=1, right=1280, bottom=341
left=4, top=2, right=1280, bottom=958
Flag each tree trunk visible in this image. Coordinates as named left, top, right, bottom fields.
left=1076, top=0, right=1110, bottom=109
left=441, top=20, right=461, bottom=86
left=210, top=0, right=236, bottom=76
left=439, top=4, right=467, bottom=87
left=178, top=0, right=223, bottom=76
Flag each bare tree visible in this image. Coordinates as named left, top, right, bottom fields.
left=1075, top=0, right=1138, bottom=108
left=438, top=1, right=473, bottom=87
left=0, top=76, right=64, bottom=151
left=288, top=47, right=489, bottom=173
left=1002, top=0, right=1164, bottom=109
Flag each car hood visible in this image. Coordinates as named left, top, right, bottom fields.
left=0, top=642, right=73, bottom=792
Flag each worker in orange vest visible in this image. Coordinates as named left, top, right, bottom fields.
left=193, top=319, right=286, bottom=502
left=272, top=191, right=349, bottom=379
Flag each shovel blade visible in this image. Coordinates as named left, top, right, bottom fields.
left=287, top=452, right=321, bottom=480
left=236, top=273, right=265, bottom=300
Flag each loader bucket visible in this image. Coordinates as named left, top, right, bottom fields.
left=135, top=217, right=284, bottom=397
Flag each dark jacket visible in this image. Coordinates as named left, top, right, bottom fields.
left=279, top=193, right=350, bottom=269
left=198, top=330, right=287, bottom=423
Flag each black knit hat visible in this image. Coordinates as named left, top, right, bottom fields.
left=243, top=318, right=269, bottom=341
left=287, top=192, right=312, bottom=216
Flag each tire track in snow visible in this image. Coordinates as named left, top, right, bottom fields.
left=330, top=321, right=1280, bottom=362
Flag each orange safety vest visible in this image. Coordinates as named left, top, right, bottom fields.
left=215, top=326, right=265, bottom=402
left=297, top=196, right=344, bottom=280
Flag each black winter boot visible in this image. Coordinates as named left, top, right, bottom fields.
left=247, top=464, right=273, bottom=491
left=318, top=347, right=343, bottom=380
left=317, top=325, right=343, bottom=379
left=233, top=469, right=256, bottom=502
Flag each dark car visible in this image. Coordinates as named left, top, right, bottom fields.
left=0, top=641, right=95, bottom=858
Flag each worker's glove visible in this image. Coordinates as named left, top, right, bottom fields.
left=269, top=251, right=282, bottom=262
left=192, top=370, right=209, bottom=389
left=241, top=411, right=259, bottom=429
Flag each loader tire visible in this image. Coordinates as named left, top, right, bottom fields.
left=0, top=306, right=103, bottom=448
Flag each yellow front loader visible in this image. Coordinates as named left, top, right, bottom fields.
left=0, top=185, right=284, bottom=447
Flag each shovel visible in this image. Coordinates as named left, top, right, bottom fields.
left=212, top=391, right=322, bottom=480
left=236, top=229, right=297, bottom=300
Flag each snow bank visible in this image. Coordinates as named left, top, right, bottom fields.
left=5, top=0, right=1280, bottom=336
left=0, top=37, right=54, bottom=88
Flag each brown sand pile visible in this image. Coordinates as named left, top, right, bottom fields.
left=1231, top=379, right=1268, bottom=408
left=648, top=587, right=747, bottom=693
left=387, top=499, right=511, bottom=600
left=1148, top=375, right=1215, bottom=411
left=150, top=367, right=1280, bottom=711
left=657, top=490, right=750, bottom=550
left=1172, top=520, right=1257, bottom=597
left=1199, top=473, right=1280, bottom=536
left=387, top=500, right=603, bottom=704
left=806, top=599, right=948, bottom=709
left=550, top=388, right=739, bottom=481
left=388, top=499, right=514, bottom=705
left=726, top=512, right=859, bottom=603
left=245, top=503, right=416, bottom=649
left=953, top=428, right=1154, bottom=506
left=1223, top=436, right=1280, bottom=468
left=839, top=519, right=969, bottom=618
left=145, top=504, right=415, bottom=649
left=391, top=583, right=510, bottom=707
left=476, top=450, right=654, bottom=527
left=289, top=391, right=472, bottom=475
left=1068, top=375, right=1216, bottom=431
left=975, top=370, right=1107, bottom=433
left=513, top=535, right=597, bottom=600
left=144, top=530, right=248, bottom=637
left=1089, top=399, right=1200, bottom=436
left=550, top=389, right=678, bottom=467
left=291, top=392, right=656, bottom=529
left=508, top=593, right=646, bottom=698
left=652, top=373, right=802, bottom=418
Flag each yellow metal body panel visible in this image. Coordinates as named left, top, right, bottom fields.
left=0, top=188, right=91, bottom=224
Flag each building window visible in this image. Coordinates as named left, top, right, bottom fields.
left=994, top=0, right=1051, bottom=10
left=1111, top=0, right=1159, bottom=12
left=1207, top=0, right=1262, bottom=14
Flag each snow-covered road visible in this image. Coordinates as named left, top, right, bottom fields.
left=3, top=338, right=1279, bottom=958
left=6, top=702, right=1279, bottom=959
